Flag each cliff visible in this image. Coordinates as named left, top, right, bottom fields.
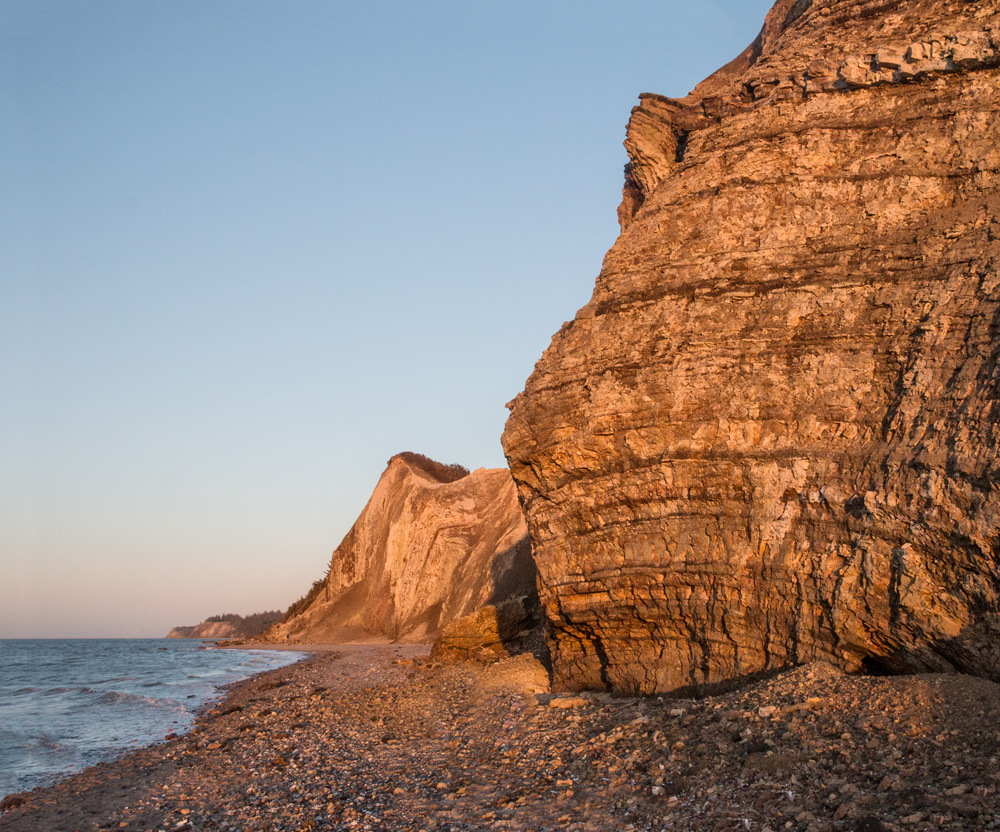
left=166, top=621, right=237, bottom=639
left=166, top=611, right=282, bottom=640
left=503, top=0, right=1000, bottom=693
left=187, top=621, right=239, bottom=639
left=266, top=453, right=536, bottom=644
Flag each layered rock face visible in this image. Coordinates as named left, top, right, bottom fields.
left=503, top=0, right=1000, bottom=694
left=267, top=454, right=535, bottom=644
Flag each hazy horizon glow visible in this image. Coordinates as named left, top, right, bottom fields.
left=2, top=0, right=774, bottom=638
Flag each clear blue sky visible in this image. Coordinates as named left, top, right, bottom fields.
left=1, top=0, right=774, bottom=638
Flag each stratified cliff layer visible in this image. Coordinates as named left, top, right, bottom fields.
left=503, top=0, right=1000, bottom=693
left=267, top=454, right=535, bottom=644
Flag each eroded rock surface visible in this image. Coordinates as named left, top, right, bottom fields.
left=431, top=595, right=544, bottom=662
left=503, top=0, right=1000, bottom=693
left=267, top=454, right=535, bottom=644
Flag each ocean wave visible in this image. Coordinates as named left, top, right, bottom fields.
left=92, top=690, right=179, bottom=709
left=36, top=733, right=64, bottom=750
left=0, top=728, right=29, bottom=744
left=0, top=639, right=302, bottom=799
left=1, top=730, right=75, bottom=759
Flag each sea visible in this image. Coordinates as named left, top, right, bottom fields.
left=0, top=638, right=306, bottom=800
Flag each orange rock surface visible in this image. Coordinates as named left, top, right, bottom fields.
left=503, top=0, right=1000, bottom=693
left=268, top=454, right=535, bottom=644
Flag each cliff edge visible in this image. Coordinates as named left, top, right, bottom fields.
left=503, top=0, right=1000, bottom=693
left=266, top=453, right=536, bottom=644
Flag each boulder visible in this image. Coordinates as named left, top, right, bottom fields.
left=431, top=595, right=540, bottom=662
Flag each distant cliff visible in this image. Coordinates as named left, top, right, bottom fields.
left=166, top=611, right=282, bottom=640
left=264, top=453, right=536, bottom=644
left=503, top=0, right=1000, bottom=693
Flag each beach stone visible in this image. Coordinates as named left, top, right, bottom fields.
left=549, top=697, right=589, bottom=710
left=854, top=817, right=888, bottom=832
left=0, top=793, right=29, bottom=812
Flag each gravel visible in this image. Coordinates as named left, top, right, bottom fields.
left=2, top=645, right=998, bottom=832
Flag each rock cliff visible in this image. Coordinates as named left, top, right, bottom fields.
left=166, top=621, right=238, bottom=639
left=503, top=0, right=1000, bottom=694
left=266, top=454, right=536, bottom=644
left=166, top=611, right=282, bottom=640
left=187, top=621, right=239, bottom=639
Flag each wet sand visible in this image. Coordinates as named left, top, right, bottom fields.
left=2, top=645, right=1000, bottom=831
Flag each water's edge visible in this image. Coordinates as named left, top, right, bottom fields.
left=0, top=640, right=310, bottom=802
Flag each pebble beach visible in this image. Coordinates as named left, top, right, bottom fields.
left=2, top=644, right=999, bottom=832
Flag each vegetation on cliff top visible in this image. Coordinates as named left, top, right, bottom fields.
left=392, top=452, right=470, bottom=483
left=203, top=611, right=283, bottom=638
left=279, top=576, right=327, bottom=624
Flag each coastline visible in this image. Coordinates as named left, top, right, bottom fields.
left=0, top=644, right=431, bottom=830
left=226, top=640, right=395, bottom=652
left=2, top=646, right=999, bottom=831
left=0, top=638, right=307, bottom=806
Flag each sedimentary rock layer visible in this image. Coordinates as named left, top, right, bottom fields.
left=503, top=0, right=1000, bottom=693
left=268, top=454, right=535, bottom=644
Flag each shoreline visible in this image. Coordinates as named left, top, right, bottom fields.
left=226, top=640, right=401, bottom=652
left=0, top=643, right=432, bottom=828
left=0, top=642, right=322, bottom=804
left=0, top=638, right=308, bottom=808
left=2, top=647, right=999, bottom=831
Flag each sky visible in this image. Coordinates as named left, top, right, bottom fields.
left=1, top=0, right=775, bottom=638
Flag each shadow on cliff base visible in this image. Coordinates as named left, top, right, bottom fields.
left=431, top=535, right=552, bottom=675
left=488, top=534, right=552, bottom=673
left=628, top=625, right=1000, bottom=700
left=859, top=624, right=1000, bottom=681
